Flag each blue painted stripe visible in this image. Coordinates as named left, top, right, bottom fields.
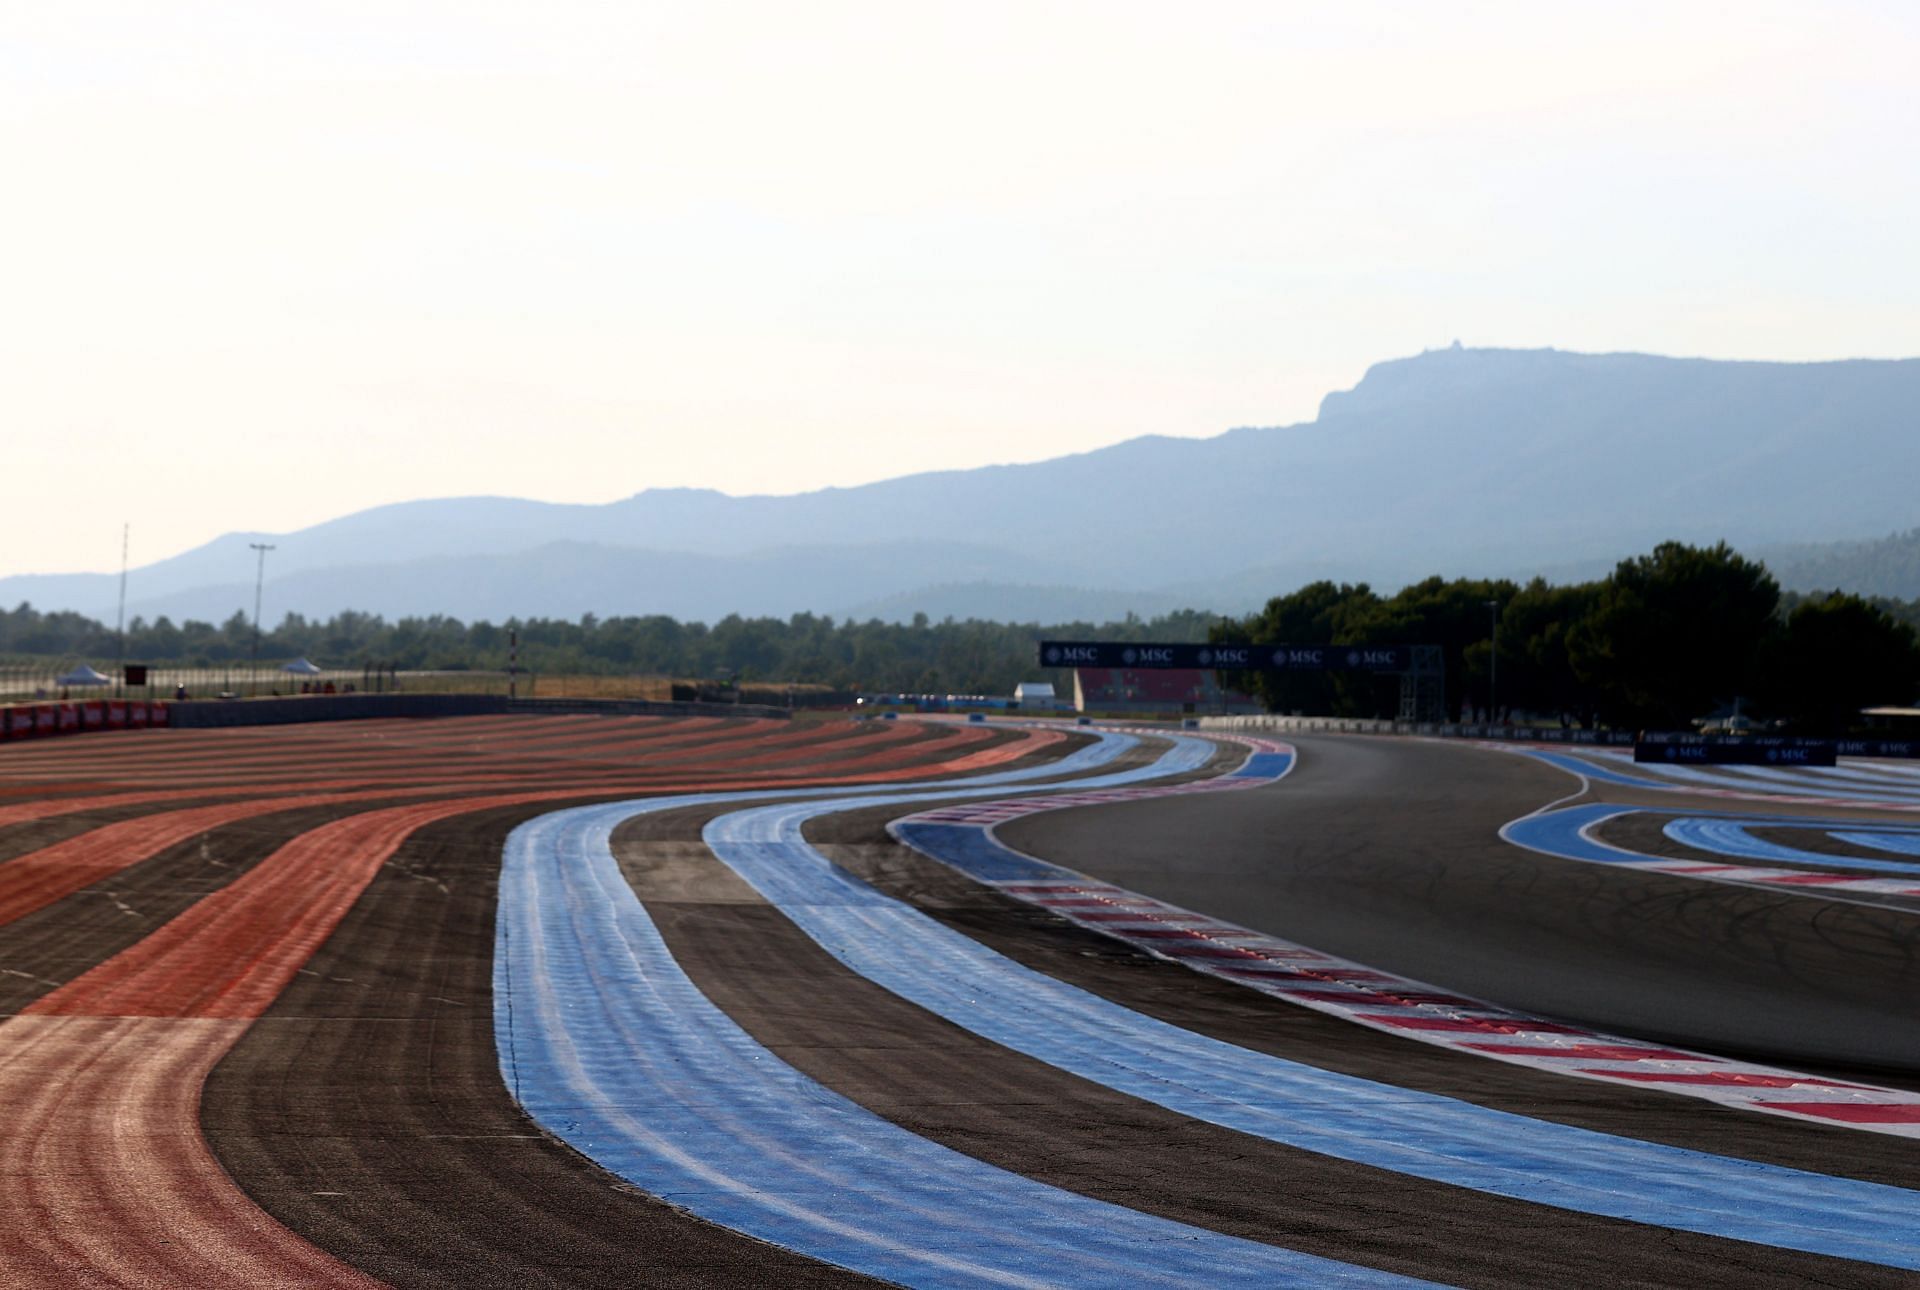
left=1632, top=760, right=1920, bottom=802
left=1231, top=751, right=1296, bottom=778
left=1518, top=748, right=1920, bottom=803
left=1501, top=804, right=1648, bottom=863
left=1665, top=819, right=1920, bottom=876
left=1662, top=818, right=1834, bottom=865
left=495, top=740, right=1429, bottom=1287
left=1515, top=750, right=1679, bottom=789
left=1832, top=830, right=1920, bottom=860
left=703, top=801, right=1920, bottom=1268
left=893, top=821, right=1064, bottom=882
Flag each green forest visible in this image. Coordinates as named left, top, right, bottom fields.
left=3, top=540, right=1916, bottom=734
left=1214, top=542, right=1919, bottom=732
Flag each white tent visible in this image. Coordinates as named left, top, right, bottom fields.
left=56, top=664, right=112, bottom=687
left=281, top=658, right=324, bottom=676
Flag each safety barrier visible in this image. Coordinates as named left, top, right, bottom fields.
left=1197, top=714, right=1920, bottom=758
left=0, top=700, right=172, bottom=742
left=0, top=693, right=789, bottom=739
left=1202, top=713, right=1629, bottom=747
left=163, top=693, right=790, bottom=728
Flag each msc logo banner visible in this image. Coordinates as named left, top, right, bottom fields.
left=1633, top=740, right=1838, bottom=767
left=1036, top=642, right=1412, bottom=671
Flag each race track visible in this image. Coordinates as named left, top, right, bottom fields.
left=2, top=714, right=1917, bottom=1287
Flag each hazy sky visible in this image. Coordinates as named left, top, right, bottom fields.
left=4, top=2, right=1916, bottom=576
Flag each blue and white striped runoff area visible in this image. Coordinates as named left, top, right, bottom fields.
left=1521, top=746, right=1920, bottom=805
left=497, top=729, right=1920, bottom=1282
left=495, top=730, right=1429, bottom=1288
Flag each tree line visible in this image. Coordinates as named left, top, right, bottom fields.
left=1215, top=541, right=1920, bottom=733
left=0, top=602, right=1220, bottom=699
left=2, top=539, right=1915, bottom=733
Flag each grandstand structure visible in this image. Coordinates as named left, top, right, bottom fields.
left=1036, top=639, right=1447, bottom=722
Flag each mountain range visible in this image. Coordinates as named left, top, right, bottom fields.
left=9, top=345, right=1918, bottom=626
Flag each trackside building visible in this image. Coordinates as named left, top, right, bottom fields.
left=1013, top=681, right=1060, bottom=710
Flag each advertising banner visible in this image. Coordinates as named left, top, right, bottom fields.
left=1036, top=641, right=1411, bottom=671
left=1634, top=740, right=1837, bottom=767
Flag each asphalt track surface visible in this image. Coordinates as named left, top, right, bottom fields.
left=999, top=735, right=1920, bottom=1073
left=2, top=715, right=1917, bottom=1287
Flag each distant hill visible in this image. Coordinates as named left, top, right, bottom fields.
left=8, top=345, right=1917, bottom=625
left=1763, top=528, right=1920, bottom=600
left=837, top=582, right=1202, bottom=625
left=110, top=540, right=1032, bottom=627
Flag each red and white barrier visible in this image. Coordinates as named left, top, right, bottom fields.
left=0, top=699, right=171, bottom=743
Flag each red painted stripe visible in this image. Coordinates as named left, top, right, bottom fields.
left=1271, top=988, right=1373, bottom=1003
left=1752, top=1102, right=1920, bottom=1124
left=1464, top=1043, right=1703, bottom=1061
left=0, top=791, right=398, bottom=929
left=28, top=797, right=527, bottom=1018
left=1358, top=1014, right=1591, bottom=1036
left=0, top=1016, right=384, bottom=1286
left=1272, top=988, right=1486, bottom=1009
left=1579, top=1069, right=1868, bottom=1090
left=1149, top=944, right=1268, bottom=959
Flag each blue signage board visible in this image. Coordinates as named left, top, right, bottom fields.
left=1035, top=641, right=1411, bottom=672
left=1633, top=740, right=1837, bottom=767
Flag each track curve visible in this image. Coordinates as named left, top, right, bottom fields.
left=3, top=716, right=1917, bottom=1287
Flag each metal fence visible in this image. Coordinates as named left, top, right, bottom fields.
left=0, top=662, right=520, bottom=705
left=1198, top=713, right=1637, bottom=745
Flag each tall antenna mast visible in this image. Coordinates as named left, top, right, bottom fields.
left=250, top=541, right=276, bottom=675
left=115, top=523, right=130, bottom=680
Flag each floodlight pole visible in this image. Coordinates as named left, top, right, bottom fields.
left=250, top=542, right=275, bottom=692
left=114, top=523, right=129, bottom=697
